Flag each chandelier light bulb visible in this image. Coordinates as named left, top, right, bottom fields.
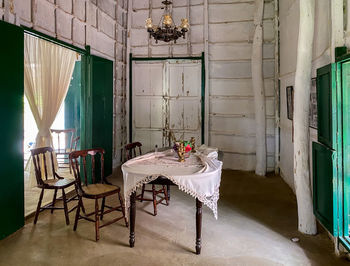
left=181, top=18, right=189, bottom=30
left=163, top=15, right=173, bottom=26
left=145, top=18, right=153, bottom=29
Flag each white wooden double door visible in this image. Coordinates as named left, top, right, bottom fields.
left=132, top=59, right=202, bottom=153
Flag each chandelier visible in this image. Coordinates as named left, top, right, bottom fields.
left=145, top=1, right=189, bottom=43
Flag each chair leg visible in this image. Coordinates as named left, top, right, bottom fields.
left=51, top=189, right=58, bottom=214
left=34, top=188, right=44, bottom=224
left=95, top=199, right=100, bottom=241
left=74, top=184, right=86, bottom=214
left=62, top=189, right=70, bottom=225
left=152, top=184, right=157, bottom=216
left=140, top=184, right=145, bottom=202
left=73, top=197, right=81, bottom=231
left=163, top=185, right=169, bottom=206
left=81, top=198, right=86, bottom=214
left=118, top=192, right=128, bottom=227
left=100, top=197, right=106, bottom=220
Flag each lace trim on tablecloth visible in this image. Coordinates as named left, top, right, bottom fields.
left=124, top=174, right=219, bottom=221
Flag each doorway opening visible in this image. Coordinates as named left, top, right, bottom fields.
left=23, top=33, right=82, bottom=216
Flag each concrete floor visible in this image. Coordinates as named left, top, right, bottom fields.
left=0, top=170, right=348, bottom=266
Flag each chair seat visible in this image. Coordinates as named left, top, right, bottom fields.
left=83, top=184, right=119, bottom=197
left=43, top=178, right=75, bottom=188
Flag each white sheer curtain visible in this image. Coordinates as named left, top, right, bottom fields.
left=24, top=34, right=77, bottom=186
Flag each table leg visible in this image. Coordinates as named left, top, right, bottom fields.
left=167, top=185, right=170, bottom=201
left=196, top=198, right=202, bottom=255
left=129, top=192, right=136, bottom=247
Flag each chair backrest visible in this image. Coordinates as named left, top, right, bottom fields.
left=72, top=136, right=80, bottom=151
left=125, top=142, right=142, bottom=161
left=31, top=147, right=57, bottom=186
left=70, top=148, right=105, bottom=192
left=51, top=129, right=76, bottom=152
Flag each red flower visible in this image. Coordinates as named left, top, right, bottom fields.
left=185, top=144, right=192, bottom=152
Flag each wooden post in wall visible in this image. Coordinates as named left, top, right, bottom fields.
left=252, top=0, right=267, bottom=176
left=293, top=0, right=317, bottom=235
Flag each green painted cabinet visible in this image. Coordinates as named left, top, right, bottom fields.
left=0, top=21, right=24, bottom=239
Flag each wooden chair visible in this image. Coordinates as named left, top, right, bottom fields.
left=31, top=147, right=77, bottom=225
left=50, top=128, right=77, bottom=172
left=70, top=148, right=128, bottom=241
left=125, top=142, right=169, bottom=216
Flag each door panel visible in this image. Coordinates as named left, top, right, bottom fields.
left=316, top=64, right=337, bottom=149
left=184, top=64, right=201, bottom=96
left=184, top=100, right=201, bottom=130
left=65, top=61, right=81, bottom=139
left=0, top=21, right=24, bottom=239
left=132, top=62, right=165, bottom=152
left=134, top=98, right=151, bottom=128
left=167, top=61, right=202, bottom=143
left=312, top=142, right=338, bottom=236
left=132, top=60, right=202, bottom=153
left=82, top=55, right=113, bottom=179
left=169, top=65, right=183, bottom=97
left=134, top=130, right=163, bottom=153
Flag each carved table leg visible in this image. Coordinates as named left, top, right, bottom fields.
left=167, top=185, right=170, bottom=201
left=196, top=198, right=202, bottom=255
left=129, top=192, right=136, bottom=247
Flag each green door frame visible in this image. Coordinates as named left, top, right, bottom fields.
left=129, top=52, right=206, bottom=144
left=337, top=56, right=350, bottom=250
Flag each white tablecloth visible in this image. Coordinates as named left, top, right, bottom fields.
left=121, top=147, right=223, bottom=220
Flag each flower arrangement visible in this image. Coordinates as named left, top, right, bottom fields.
left=173, top=141, right=192, bottom=153
left=168, top=131, right=196, bottom=162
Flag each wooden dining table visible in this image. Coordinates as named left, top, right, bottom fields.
left=128, top=177, right=204, bottom=254
left=121, top=147, right=222, bottom=255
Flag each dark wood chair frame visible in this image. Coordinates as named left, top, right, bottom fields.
left=125, top=142, right=170, bottom=216
left=51, top=129, right=78, bottom=173
left=31, top=146, right=79, bottom=225
left=70, top=148, right=128, bottom=241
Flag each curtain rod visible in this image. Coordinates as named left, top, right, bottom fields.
left=22, top=26, right=88, bottom=55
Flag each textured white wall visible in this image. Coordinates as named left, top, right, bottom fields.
left=129, top=0, right=276, bottom=171
left=279, top=0, right=334, bottom=191
left=0, top=0, right=128, bottom=167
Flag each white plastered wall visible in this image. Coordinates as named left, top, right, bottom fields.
left=279, top=0, right=347, bottom=191
left=129, top=0, right=276, bottom=171
left=0, top=0, right=128, bottom=167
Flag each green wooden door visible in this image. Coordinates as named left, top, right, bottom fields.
left=341, top=61, right=350, bottom=237
left=312, top=142, right=338, bottom=236
left=316, top=64, right=337, bottom=149
left=65, top=61, right=81, bottom=140
left=81, top=55, right=113, bottom=179
left=0, top=21, right=24, bottom=239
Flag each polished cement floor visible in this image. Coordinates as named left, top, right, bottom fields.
left=0, top=170, right=349, bottom=266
